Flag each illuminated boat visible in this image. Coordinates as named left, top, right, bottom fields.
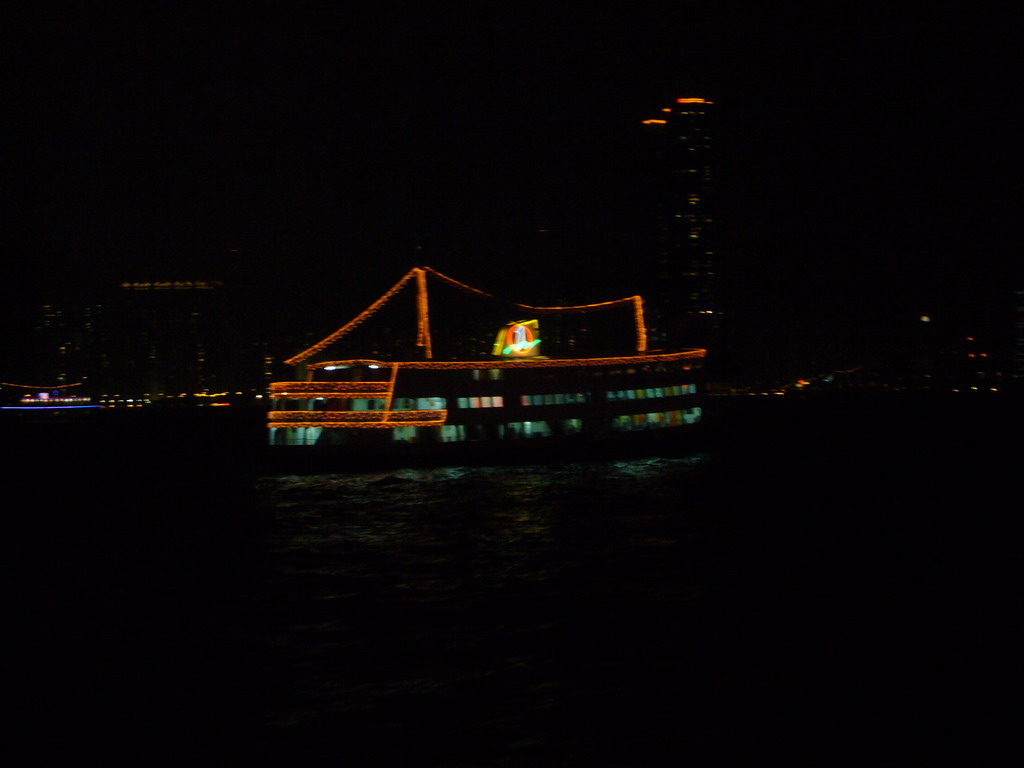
left=0, top=383, right=99, bottom=417
left=267, top=267, right=706, bottom=461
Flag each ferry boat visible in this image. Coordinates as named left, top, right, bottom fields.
left=267, top=267, right=706, bottom=463
left=0, top=383, right=99, bottom=420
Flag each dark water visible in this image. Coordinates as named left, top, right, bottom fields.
left=9, top=395, right=1017, bottom=765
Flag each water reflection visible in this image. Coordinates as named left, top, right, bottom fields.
left=247, top=456, right=714, bottom=763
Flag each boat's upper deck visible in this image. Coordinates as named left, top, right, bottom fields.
left=304, top=349, right=704, bottom=373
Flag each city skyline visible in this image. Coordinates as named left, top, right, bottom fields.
left=6, top=4, right=1020, bottom=381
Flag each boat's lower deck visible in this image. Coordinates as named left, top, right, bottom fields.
left=270, top=404, right=704, bottom=447
left=269, top=354, right=705, bottom=449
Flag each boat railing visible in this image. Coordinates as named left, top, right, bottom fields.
left=269, top=381, right=391, bottom=397
left=268, top=409, right=447, bottom=429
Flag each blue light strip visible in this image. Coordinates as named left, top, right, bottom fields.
left=1, top=405, right=101, bottom=410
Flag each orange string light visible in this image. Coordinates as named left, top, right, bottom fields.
left=269, top=409, right=448, bottom=429
left=1, top=381, right=84, bottom=389
left=284, top=269, right=418, bottom=365
left=384, top=363, right=399, bottom=412
left=415, top=267, right=432, bottom=359
left=632, top=296, right=647, bottom=352
left=269, top=410, right=447, bottom=423
left=269, top=381, right=391, bottom=395
left=421, top=266, right=640, bottom=314
left=268, top=420, right=448, bottom=429
left=423, top=267, right=648, bottom=351
left=286, top=266, right=670, bottom=364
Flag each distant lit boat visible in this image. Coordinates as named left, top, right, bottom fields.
left=267, top=267, right=706, bottom=462
left=0, top=384, right=99, bottom=418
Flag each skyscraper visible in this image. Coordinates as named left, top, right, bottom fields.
left=638, top=98, right=717, bottom=349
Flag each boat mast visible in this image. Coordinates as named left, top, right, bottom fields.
left=414, top=267, right=433, bottom=359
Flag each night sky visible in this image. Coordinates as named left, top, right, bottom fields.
left=7, top=2, right=1021, bottom=377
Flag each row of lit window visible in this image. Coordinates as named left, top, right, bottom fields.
left=398, top=409, right=702, bottom=443
left=408, top=409, right=701, bottom=442
left=350, top=397, right=445, bottom=411
left=461, top=388, right=694, bottom=406
left=19, top=396, right=93, bottom=404
left=520, top=393, right=589, bottom=406
left=384, top=393, right=586, bottom=409
left=456, top=396, right=505, bottom=408
left=274, top=408, right=703, bottom=446
left=607, top=384, right=696, bottom=400
left=295, top=385, right=699, bottom=413
left=611, top=407, right=702, bottom=430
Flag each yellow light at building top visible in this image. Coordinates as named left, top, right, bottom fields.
left=677, top=98, right=711, bottom=104
left=642, top=119, right=667, bottom=124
